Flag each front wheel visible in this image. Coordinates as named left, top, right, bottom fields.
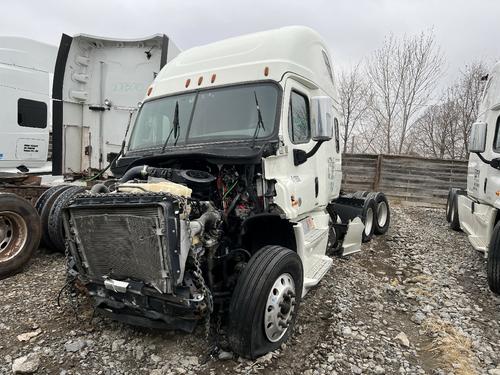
left=449, top=194, right=461, bottom=231
left=228, top=245, right=303, bottom=359
left=487, top=222, right=500, bottom=294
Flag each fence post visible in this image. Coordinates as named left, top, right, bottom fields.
left=373, top=154, right=382, bottom=191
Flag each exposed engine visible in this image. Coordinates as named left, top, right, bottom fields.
left=63, top=162, right=274, bottom=332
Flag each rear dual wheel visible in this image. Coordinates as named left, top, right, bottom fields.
left=0, top=193, right=41, bottom=279
left=47, top=186, right=85, bottom=253
left=36, top=185, right=85, bottom=252
left=362, top=199, right=376, bottom=243
left=369, top=192, right=390, bottom=235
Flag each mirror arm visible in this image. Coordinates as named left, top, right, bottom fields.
left=474, top=152, right=500, bottom=170
left=293, top=140, right=325, bottom=166
left=305, top=140, right=325, bottom=158
left=474, top=152, right=491, bottom=165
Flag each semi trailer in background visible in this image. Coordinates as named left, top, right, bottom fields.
left=33, top=26, right=391, bottom=359
left=0, top=37, right=57, bottom=174
left=51, top=33, right=180, bottom=178
left=447, top=61, right=500, bottom=294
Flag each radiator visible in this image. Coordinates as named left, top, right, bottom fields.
left=65, top=195, right=180, bottom=294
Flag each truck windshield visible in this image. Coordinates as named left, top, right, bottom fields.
left=128, top=83, right=279, bottom=151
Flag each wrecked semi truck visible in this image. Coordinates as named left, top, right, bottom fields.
left=447, top=61, right=500, bottom=294
left=58, top=26, right=390, bottom=358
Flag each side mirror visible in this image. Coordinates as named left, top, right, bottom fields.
left=469, top=122, right=487, bottom=153
left=311, top=96, right=334, bottom=141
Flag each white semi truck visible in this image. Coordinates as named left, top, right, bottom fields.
left=447, top=61, right=500, bottom=294
left=35, top=26, right=390, bottom=358
left=0, top=37, right=57, bottom=174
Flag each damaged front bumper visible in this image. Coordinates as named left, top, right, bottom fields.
left=86, top=280, right=206, bottom=332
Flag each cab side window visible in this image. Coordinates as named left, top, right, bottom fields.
left=334, top=117, right=340, bottom=153
left=18, top=98, right=47, bottom=129
left=289, top=91, right=310, bottom=144
left=494, top=116, right=500, bottom=152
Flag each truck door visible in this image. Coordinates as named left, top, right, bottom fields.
left=486, top=113, right=500, bottom=203
left=282, top=79, right=319, bottom=216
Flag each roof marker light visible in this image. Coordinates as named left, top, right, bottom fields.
left=264, top=67, right=269, bottom=76
left=211, top=74, right=216, bottom=83
left=198, top=76, right=203, bottom=86
left=185, top=78, right=191, bottom=88
left=146, top=86, right=153, bottom=96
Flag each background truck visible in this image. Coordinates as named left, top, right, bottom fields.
left=447, top=61, right=500, bottom=294
left=0, top=37, right=57, bottom=174
left=38, top=26, right=390, bottom=359
left=51, top=33, right=180, bottom=177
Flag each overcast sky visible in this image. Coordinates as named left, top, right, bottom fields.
left=1, top=0, right=499, bottom=87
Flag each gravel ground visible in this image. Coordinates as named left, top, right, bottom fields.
left=1, top=205, right=500, bottom=375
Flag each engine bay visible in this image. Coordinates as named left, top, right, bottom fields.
left=63, top=160, right=279, bottom=331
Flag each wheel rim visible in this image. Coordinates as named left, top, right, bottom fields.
left=264, top=273, right=296, bottom=342
left=377, top=201, right=388, bottom=228
left=0, top=211, right=28, bottom=263
left=364, top=207, right=374, bottom=236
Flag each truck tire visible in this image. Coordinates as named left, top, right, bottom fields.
left=47, top=186, right=85, bottom=253
left=369, top=192, right=390, bottom=235
left=353, top=191, right=369, bottom=199
left=488, top=221, right=500, bottom=294
left=228, top=245, right=303, bottom=359
left=0, top=193, right=41, bottom=279
left=446, top=188, right=458, bottom=223
left=39, top=185, right=72, bottom=250
left=362, top=198, right=376, bottom=242
left=449, top=194, right=461, bottom=231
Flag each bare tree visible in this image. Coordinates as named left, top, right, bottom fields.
left=453, top=61, right=488, bottom=157
left=366, top=34, right=402, bottom=154
left=409, top=60, right=488, bottom=160
left=337, top=63, right=372, bottom=153
left=411, top=89, right=460, bottom=159
left=366, top=31, right=443, bottom=154
left=397, top=32, right=444, bottom=153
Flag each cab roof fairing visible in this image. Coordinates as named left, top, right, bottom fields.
left=147, top=26, right=338, bottom=101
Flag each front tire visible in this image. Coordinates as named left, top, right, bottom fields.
left=487, top=222, right=500, bottom=294
left=228, top=245, right=303, bottom=359
left=445, top=188, right=457, bottom=223
left=449, top=194, right=461, bottom=231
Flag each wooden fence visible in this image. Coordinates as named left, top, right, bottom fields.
left=342, top=154, right=468, bottom=206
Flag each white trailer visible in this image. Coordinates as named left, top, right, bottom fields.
left=447, top=61, right=500, bottom=294
left=0, top=37, right=57, bottom=174
left=51, top=33, right=180, bottom=177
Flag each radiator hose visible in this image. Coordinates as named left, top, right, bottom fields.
left=190, top=208, right=221, bottom=236
left=119, top=165, right=181, bottom=183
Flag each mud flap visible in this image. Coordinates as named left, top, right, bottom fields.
left=341, top=217, right=364, bottom=255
